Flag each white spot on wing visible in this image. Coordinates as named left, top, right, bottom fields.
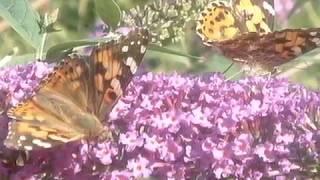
left=32, top=139, right=52, bottom=148
left=24, top=146, right=33, bottom=151
left=263, top=1, right=275, bottom=16
left=140, top=45, right=146, bottom=54
left=310, top=32, right=318, bottom=36
left=311, top=38, right=320, bottom=45
left=48, top=134, right=71, bottom=142
left=125, top=57, right=138, bottom=74
left=19, top=136, right=27, bottom=141
left=122, top=45, right=129, bottom=52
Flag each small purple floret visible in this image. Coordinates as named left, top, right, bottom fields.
left=0, top=62, right=319, bottom=179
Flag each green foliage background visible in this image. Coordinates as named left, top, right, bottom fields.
left=0, top=0, right=320, bottom=89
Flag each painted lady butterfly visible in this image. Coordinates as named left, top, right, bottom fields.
left=4, top=28, right=149, bottom=150
left=196, top=0, right=320, bottom=72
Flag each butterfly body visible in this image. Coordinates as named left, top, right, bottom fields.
left=5, top=28, right=149, bottom=150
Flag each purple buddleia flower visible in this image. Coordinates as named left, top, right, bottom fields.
left=0, top=62, right=51, bottom=106
left=0, top=62, right=320, bottom=179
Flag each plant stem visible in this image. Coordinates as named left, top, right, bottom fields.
left=37, top=13, right=49, bottom=60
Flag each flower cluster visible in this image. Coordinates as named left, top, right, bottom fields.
left=121, top=0, right=210, bottom=46
left=0, top=62, right=51, bottom=106
left=0, top=62, right=320, bottom=179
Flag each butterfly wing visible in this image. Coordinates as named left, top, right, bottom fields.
left=218, top=28, right=320, bottom=70
left=196, top=0, right=275, bottom=43
left=196, top=1, right=240, bottom=43
left=89, top=28, right=149, bottom=120
left=5, top=28, right=149, bottom=150
left=41, top=55, right=90, bottom=110
left=259, top=0, right=275, bottom=31
left=233, top=0, right=275, bottom=34
left=5, top=56, right=99, bottom=150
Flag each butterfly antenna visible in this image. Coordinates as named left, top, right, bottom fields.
left=226, top=69, right=244, bottom=81
left=222, top=62, right=234, bottom=74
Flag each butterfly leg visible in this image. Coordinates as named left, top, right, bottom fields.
left=269, top=66, right=280, bottom=75
left=226, top=69, right=244, bottom=81
left=223, top=62, right=235, bottom=74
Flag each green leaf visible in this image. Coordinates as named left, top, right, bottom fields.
left=0, top=0, right=42, bottom=49
left=46, top=35, right=119, bottom=61
left=45, top=40, right=97, bottom=62
left=288, top=0, right=313, bottom=18
left=149, top=43, right=204, bottom=61
left=0, top=53, right=36, bottom=68
left=94, top=0, right=121, bottom=30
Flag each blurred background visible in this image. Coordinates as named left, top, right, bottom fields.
left=1, top=0, right=320, bottom=89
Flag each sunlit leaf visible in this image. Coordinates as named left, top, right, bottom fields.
left=0, top=0, right=42, bottom=48
left=0, top=54, right=36, bottom=68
